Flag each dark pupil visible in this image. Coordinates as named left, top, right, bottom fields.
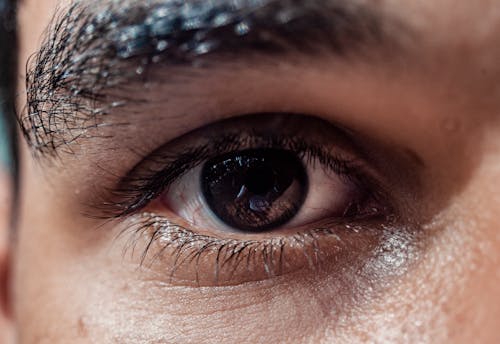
left=201, top=149, right=308, bottom=232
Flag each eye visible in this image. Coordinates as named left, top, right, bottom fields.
left=101, top=113, right=396, bottom=286
left=163, top=147, right=366, bottom=234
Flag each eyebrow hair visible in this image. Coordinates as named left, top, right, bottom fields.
left=22, top=0, right=409, bottom=155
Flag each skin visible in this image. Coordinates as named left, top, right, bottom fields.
left=0, top=168, right=13, bottom=342
left=1, top=0, right=500, bottom=343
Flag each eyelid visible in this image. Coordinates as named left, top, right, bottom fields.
left=121, top=210, right=393, bottom=287
left=88, top=113, right=410, bottom=287
left=90, top=113, right=383, bottom=219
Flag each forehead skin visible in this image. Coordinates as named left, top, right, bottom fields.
left=14, top=0, right=500, bottom=343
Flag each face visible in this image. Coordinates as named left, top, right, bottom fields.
left=6, top=0, right=500, bottom=342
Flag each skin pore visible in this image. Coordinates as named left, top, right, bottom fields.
left=3, top=0, right=500, bottom=343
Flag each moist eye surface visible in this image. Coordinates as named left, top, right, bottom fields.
left=201, top=148, right=308, bottom=232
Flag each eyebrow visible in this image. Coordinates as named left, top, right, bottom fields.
left=22, top=0, right=410, bottom=155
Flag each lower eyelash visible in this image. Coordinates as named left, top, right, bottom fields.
left=125, top=213, right=305, bottom=283
left=120, top=212, right=386, bottom=286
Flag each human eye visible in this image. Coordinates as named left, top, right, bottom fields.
left=95, top=113, right=402, bottom=287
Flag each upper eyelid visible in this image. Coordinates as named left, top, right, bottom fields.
left=88, top=114, right=373, bottom=219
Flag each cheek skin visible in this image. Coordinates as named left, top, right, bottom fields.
left=439, top=147, right=500, bottom=343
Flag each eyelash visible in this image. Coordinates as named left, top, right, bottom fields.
left=95, top=133, right=381, bottom=219
left=121, top=212, right=385, bottom=285
left=93, top=121, right=394, bottom=285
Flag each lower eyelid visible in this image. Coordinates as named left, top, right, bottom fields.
left=120, top=211, right=396, bottom=287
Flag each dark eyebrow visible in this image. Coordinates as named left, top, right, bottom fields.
left=22, top=0, right=410, bottom=155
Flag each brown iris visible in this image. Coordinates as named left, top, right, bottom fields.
left=201, top=148, right=308, bottom=232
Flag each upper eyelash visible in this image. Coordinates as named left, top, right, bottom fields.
left=90, top=132, right=367, bottom=219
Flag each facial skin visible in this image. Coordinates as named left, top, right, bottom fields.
left=2, top=0, right=500, bottom=343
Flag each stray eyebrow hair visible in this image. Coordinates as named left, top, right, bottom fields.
left=22, top=0, right=408, bottom=155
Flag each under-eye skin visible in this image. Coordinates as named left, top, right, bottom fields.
left=95, top=113, right=412, bottom=286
